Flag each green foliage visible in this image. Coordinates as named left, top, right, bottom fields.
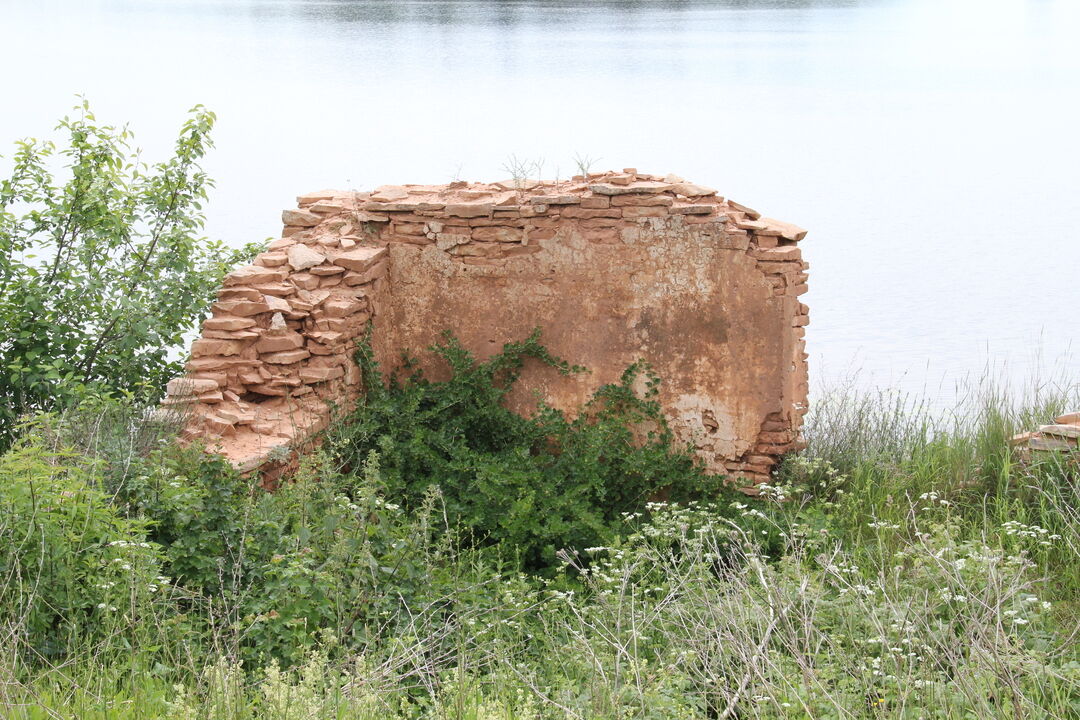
left=0, top=100, right=260, bottom=450
left=111, top=442, right=477, bottom=668
left=327, top=330, right=732, bottom=569
left=121, top=445, right=257, bottom=597
left=2, top=352, right=1079, bottom=718
left=237, top=453, right=455, bottom=666
left=0, top=437, right=165, bottom=656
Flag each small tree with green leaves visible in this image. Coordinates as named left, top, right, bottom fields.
left=0, top=101, right=259, bottom=450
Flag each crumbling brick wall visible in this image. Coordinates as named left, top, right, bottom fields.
left=161, top=170, right=810, bottom=487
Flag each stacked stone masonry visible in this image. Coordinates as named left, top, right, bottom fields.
left=162, top=170, right=811, bottom=488
left=1010, top=412, right=1080, bottom=456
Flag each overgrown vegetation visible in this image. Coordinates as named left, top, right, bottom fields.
left=0, top=102, right=259, bottom=450
left=0, top=108, right=1077, bottom=719
left=327, top=331, right=732, bottom=570
left=1, top=334, right=1078, bottom=718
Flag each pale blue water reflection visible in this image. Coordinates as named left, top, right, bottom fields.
left=1, top=0, right=1078, bottom=402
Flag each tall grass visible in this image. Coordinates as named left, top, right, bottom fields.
left=1, top=372, right=1077, bottom=719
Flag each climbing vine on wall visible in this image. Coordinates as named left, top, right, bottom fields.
left=326, top=329, right=736, bottom=570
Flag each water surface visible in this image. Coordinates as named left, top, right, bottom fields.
left=3, top=0, right=1078, bottom=403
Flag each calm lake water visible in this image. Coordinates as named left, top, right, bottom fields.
left=3, top=0, right=1079, bottom=405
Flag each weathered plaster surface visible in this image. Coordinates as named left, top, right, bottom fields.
left=161, top=170, right=810, bottom=486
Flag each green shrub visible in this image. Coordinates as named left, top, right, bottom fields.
left=0, top=101, right=260, bottom=451
left=236, top=453, right=456, bottom=666
left=0, top=437, right=165, bottom=657
left=122, top=445, right=260, bottom=600
left=116, top=442, right=483, bottom=667
left=326, top=330, right=734, bottom=570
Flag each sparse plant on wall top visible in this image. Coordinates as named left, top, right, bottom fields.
left=501, top=153, right=545, bottom=199
left=573, top=151, right=600, bottom=177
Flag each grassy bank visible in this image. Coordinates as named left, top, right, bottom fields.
left=1, top=368, right=1078, bottom=719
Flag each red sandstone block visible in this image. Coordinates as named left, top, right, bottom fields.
left=186, top=357, right=257, bottom=372
left=750, top=246, right=801, bottom=261
left=530, top=195, right=581, bottom=205
left=319, top=276, right=344, bottom=289
left=745, top=454, right=777, bottom=466
left=255, top=332, right=305, bottom=353
left=755, top=443, right=794, bottom=455
left=343, top=261, right=388, bottom=286
left=756, top=261, right=799, bottom=275
left=204, top=414, right=236, bottom=435
left=296, top=190, right=340, bottom=206
left=261, top=349, right=311, bottom=365
left=291, top=273, right=320, bottom=290
left=205, top=329, right=260, bottom=341
left=197, top=390, right=224, bottom=403
left=167, top=377, right=219, bottom=396
left=246, top=384, right=288, bottom=397
left=681, top=215, right=724, bottom=227
left=322, top=299, right=364, bottom=318
left=384, top=213, right=431, bottom=225
left=300, top=366, right=344, bottom=383
left=191, top=339, right=246, bottom=357
left=311, top=316, right=368, bottom=332
left=308, top=200, right=345, bottom=214
left=212, top=300, right=271, bottom=317
left=268, top=238, right=295, bottom=251
left=393, top=222, right=427, bottom=236
left=727, top=200, right=760, bottom=220
left=217, top=406, right=256, bottom=425
left=469, top=217, right=526, bottom=227
left=333, top=247, right=387, bottom=272
left=309, top=330, right=345, bottom=345
left=671, top=204, right=715, bottom=215
left=759, top=218, right=807, bottom=242
left=224, top=265, right=288, bottom=287
left=282, top=208, right=322, bottom=227
left=612, top=195, right=673, bottom=207
left=444, top=204, right=493, bottom=218
left=257, top=250, right=291, bottom=267
left=758, top=431, right=794, bottom=444
left=522, top=216, right=560, bottom=228
left=204, top=316, right=256, bottom=331
left=472, top=226, right=524, bottom=243
left=579, top=197, right=610, bottom=209
left=577, top=217, right=625, bottom=229
left=253, top=282, right=296, bottom=297
left=387, top=234, right=432, bottom=246
left=560, top=207, right=621, bottom=219
left=218, top=287, right=263, bottom=302
left=308, top=265, right=345, bottom=276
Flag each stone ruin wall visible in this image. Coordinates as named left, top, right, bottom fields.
left=161, top=170, right=810, bottom=488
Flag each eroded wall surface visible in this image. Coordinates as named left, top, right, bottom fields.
left=161, top=170, right=809, bottom=486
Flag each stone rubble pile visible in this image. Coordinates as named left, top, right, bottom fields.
left=1010, top=412, right=1080, bottom=456
left=161, top=169, right=810, bottom=485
